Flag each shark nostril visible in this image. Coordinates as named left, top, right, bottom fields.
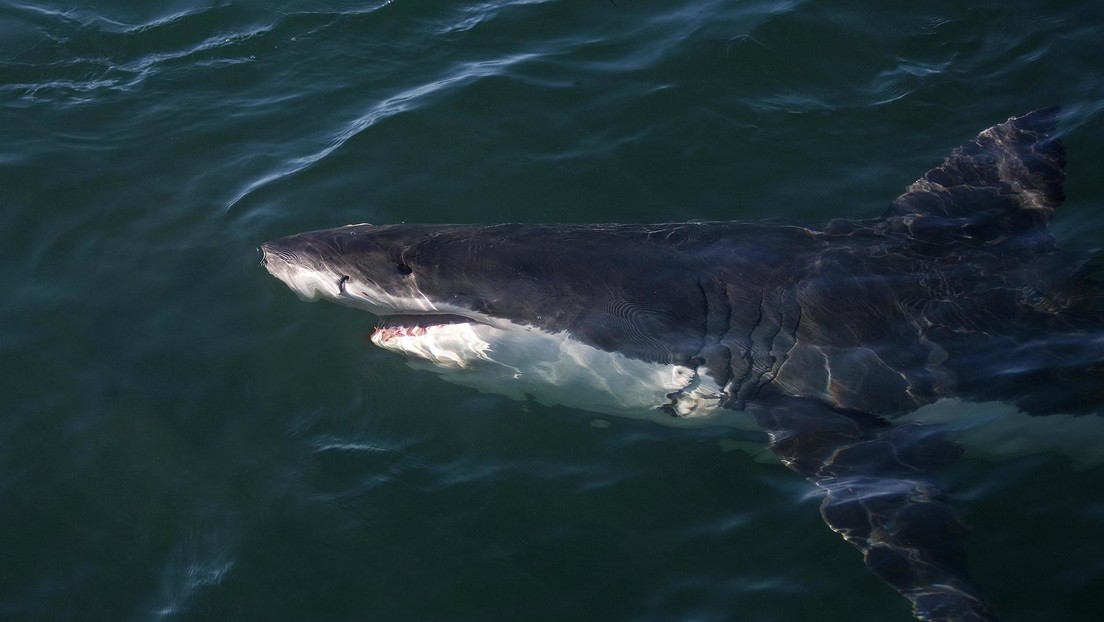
left=338, top=275, right=349, bottom=294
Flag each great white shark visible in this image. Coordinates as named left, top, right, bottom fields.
left=261, top=109, right=1103, bottom=622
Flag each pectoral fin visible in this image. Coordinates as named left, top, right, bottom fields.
left=747, top=398, right=999, bottom=622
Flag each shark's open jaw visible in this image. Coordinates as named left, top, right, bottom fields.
left=369, top=313, right=493, bottom=370
left=369, top=313, right=487, bottom=362
left=374, top=313, right=478, bottom=332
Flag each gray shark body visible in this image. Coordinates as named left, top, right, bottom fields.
left=262, top=109, right=1103, bottom=621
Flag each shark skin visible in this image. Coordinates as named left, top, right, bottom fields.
left=260, top=109, right=1103, bottom=622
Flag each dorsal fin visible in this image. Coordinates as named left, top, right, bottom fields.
left=886, top=108, right=1066, bottom=243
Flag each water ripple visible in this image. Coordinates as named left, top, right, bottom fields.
left=224, top=51, right=541, bottom=212
left=145, top=525, right=238, bottom=620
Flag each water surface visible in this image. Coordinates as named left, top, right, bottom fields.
left=2, top=1, right=1104, bottom=620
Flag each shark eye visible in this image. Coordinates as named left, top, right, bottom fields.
left=396, top=263, right=413, bottom=275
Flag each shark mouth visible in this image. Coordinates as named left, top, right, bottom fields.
left=371, top=313, right=478, bottom=338
left=369, top=313, right=496, bottom=369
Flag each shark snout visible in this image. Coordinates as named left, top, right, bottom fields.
left=259, top=241, right=294, bottom=281
left=260, top=240, right=343, bottom=302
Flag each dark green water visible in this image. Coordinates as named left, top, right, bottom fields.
left=3, top=1, right=1104, bottom=620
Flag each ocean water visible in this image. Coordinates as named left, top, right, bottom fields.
left=2, top=1, right=1104, bottom=620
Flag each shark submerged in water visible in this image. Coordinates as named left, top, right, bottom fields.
left=261, top=109, right=1103, bottom=622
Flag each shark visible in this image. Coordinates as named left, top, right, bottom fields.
left=260, top=109, right=1103, bottom=621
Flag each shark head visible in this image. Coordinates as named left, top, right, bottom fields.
left=261, top=223, right=730, bottom=420
left=262, top=223, right=506, bottom=370
left=261, top=223, right=451, bottom=313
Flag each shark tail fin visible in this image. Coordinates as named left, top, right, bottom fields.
left=887, top=108, right=1066, bottom=245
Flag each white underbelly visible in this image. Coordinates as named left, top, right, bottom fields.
left=368, top=319, right=1104, bottom=463
left=370, top=319, right=747, bottom=426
